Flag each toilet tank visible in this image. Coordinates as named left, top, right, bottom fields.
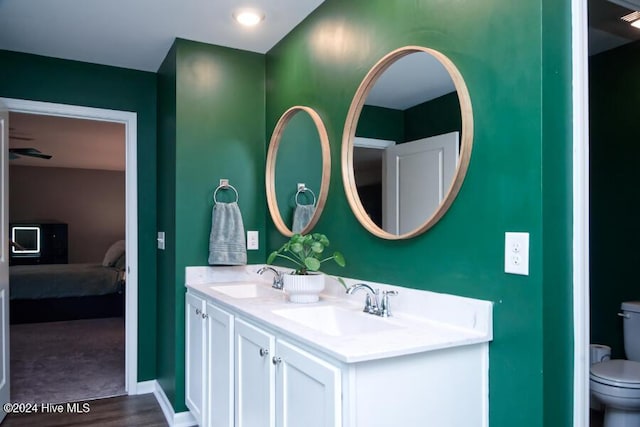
left=623, top=301, right=640, bottom=361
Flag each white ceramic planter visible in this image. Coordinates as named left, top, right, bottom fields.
left=282, top=273, right=325, bottom=303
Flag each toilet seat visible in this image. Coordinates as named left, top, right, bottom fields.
left=591, top=360, right=640, bottom=389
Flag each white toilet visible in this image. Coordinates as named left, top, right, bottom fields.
left=591, top=301, right=640, bottom=427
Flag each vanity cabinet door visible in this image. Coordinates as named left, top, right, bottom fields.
left=275, top=339, right=342, bottom=427
left=185, top=292, right=207, bottom=427
left=207, top=302, right=234, bottom=427
left=235, top=318, right=275, bottom=427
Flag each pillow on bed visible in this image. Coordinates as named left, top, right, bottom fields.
left=114, top=252, right=126, bottom=270
left=103, top=240, right=126, bottom=267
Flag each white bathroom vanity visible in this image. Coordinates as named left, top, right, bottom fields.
left=184, top=265, right=493, bottom=427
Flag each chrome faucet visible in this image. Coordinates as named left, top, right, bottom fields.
left=347, top=283, right=380, bottom=314
left=257, top=266, right=284, bottom=290
left=380, top=289, right=398, bottom=317
left=347, top=283, right=397, bottom=317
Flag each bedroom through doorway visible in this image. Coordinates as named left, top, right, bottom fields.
left=1, top=98, right=139, bottom=404
left=9, top=112, right=126, bottom=403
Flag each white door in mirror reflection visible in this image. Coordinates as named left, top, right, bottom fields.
left=384, top=131, right=459, bottom=234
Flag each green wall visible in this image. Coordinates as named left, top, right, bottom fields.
left=266, top=1, right=574, bottom=426
left=157, top=43, right=179, bottom=405
left=0, top=49, right=158, bottom=382
left=404, top=92, right=462, bottom=142
left=156, top=39, right=266, bottom=411
left=589, top=40, right=640, bottom=358
left=541, top=0, right=574, bottom=424
left=356, top=92, right=462, bottom=143
left=356, top=105, right=404, bottom=141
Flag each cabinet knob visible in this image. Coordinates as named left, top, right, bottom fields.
left=195, top=308, right=201, bottom=315
left=272, top=356, right=282, bottom=365
left=259, top=348, right=269, bottom=357
left=201, top=312, right=208, bottom=319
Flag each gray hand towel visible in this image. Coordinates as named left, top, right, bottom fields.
left=292, top=204, right=315, bottom=233
left=208, top=202, right=247, bottom=265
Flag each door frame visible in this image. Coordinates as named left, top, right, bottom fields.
left=0, top=97, right=139, bottom=394
left=571, top=0, right=590, bottom=425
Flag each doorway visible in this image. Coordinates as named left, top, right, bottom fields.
left=574, top=1, right=640, bottom=426
left=0, top=97, right=139, bottom=396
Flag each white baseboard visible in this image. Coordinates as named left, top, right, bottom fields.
left=136, top=380, right=196, bottom=427
left=135, top=380, right=156, bottom=395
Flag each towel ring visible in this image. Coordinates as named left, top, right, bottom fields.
left=295, top=187, right=316, bottom=207
left=213, top=184, right=239, bottom=204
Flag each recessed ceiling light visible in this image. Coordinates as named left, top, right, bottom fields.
left=233, top=9, right=265, bottom=27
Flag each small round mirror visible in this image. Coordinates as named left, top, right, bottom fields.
left=342, top=46, right=473, bottom=239
left=266, top=106, right=331, bottom=236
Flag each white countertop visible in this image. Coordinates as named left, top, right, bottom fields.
left=185, top=265, right=493, bottom=364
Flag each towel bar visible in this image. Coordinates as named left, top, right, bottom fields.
left=213, top=179, right=239, bottom=204
left=295, top=183, right=316, bottom=207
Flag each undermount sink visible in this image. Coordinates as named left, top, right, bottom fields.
left=272, top=305, right=404, bottom=337
left=210, top=282, right=281, bottom=299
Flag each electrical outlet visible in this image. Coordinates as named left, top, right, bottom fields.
left=157, top=231, right=165, bottom=250
left=505, top=232, right=529, bottom=275
left=247, top=231, right=259, bottom=250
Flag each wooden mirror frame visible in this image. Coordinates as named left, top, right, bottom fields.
left=266, top=106, right=331, bottom=237
left=341, top=46, right=474, bottom=240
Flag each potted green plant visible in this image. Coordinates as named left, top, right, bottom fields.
left=267, top=233, right=345, bottom=303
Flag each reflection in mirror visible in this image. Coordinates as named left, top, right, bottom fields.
left=342, top=46, right=473, bottom=240
left=266, top=106, right=331, bottom=237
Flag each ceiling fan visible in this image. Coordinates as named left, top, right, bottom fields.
left=8, top=129, right=52, bottom=160
left=8, top=148, right=52, bottom=160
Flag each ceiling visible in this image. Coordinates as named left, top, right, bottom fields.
left=589, top=0, right=640, bottom=54
left=9, top=113, right=125, bottom=171
left=0, top=0, right=325, bottom=73
left=2, top=0, right=640, bottom=171
left=366, top=52, right=455, bottom=111
left=1, top=0, right=635, bottom=73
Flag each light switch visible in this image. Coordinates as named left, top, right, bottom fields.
left=504, top=232, right=529, bottom=275
left=247, top=231, right=259, bottom=250
left=157, top=231, right=165, bottom=250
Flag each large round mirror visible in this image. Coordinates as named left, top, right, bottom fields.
left=342, top=46, right=473, bottom=239
left=266, top=106, right=331, bottom=236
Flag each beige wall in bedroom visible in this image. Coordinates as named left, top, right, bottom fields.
left=9, top=165, right=125, bottom=263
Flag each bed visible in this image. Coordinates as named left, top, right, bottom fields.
left=9, top=240, right=126, bottom=324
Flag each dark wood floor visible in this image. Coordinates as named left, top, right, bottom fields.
left=1, top=394, right=167, bottom=427
left=0, top=394, right=606, bottom=427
